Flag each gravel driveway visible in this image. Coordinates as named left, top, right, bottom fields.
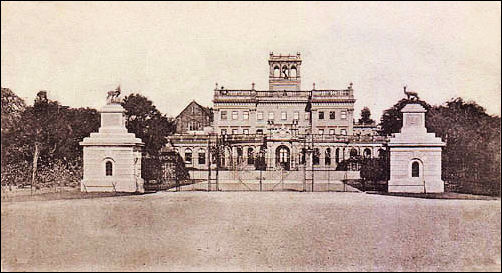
left=2, top=192, right=500, bottom=271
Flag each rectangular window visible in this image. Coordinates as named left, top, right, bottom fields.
left=268, top=112, right=274, bottom=120
left=341, top=111, right=347, bottom=120
left=318, top=111, right=324, bottom=120
left=256, top=129, right=263, bottom=134
left=319, top=129, right=324, bottom=135
left=341, top=129, right=347, bottom=135
left=232, top=129, right=238, bottom=134
left=281, top=111, right=287, bottom=120
left=243, top=129, right=249, bottom=134
left=257, top=111, right=263, bottom=120
left=329, top=129, right=335, bottom=135
left=221, top=111, right=227, bottom=120
left=198, top=152, right=206, bottom=165
left=232, top=111, right=238, bottom=120
left=221, top=129, right=227, bottom=135
left=243, top=111, right=249, bottom=120
left=293, top=112, right=299, bottom=120
left=329, top=111, right=336, bottom=119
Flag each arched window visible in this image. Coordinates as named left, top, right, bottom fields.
left=335, top=148, right=340, bottom=163
left=247, top=148, right=254, bottom=165
left=350, top=148, right=358, bottom=158
left=275, top=145, right=291, bottom=170
left=282, top=65, right=289, bottom=79
left=412, top=161, right=420, bottom=177
left=377, top=148, right=385, bottom=158
left=237, top=147, right=243, bottom=164
left=313, top=148, right=320, bottom=165
left=364, top=148, right=372, bottom=158
left=273, top=66, right=280, bottom=77
left=290, top=66, right=297, bottom=78
left=300, top=148, right=307, bottom=164
left=325, top=148, right=331, bottom=166
left=105, top=161, right=113, bottom=176
left=185, top=148, right=192, bottom=165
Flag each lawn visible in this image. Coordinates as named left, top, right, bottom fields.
left=1, top=192, right=500, bottom=271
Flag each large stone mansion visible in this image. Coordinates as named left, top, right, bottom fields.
left=168, top=53, right=386, bottom=172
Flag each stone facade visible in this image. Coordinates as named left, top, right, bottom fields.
left=80, top=103, right=145, bottom=193
left=168, top=53, right=387, bottom=172
left=388, top=103, right=445, bottom=193
left=213, top=53, right=355, bottom=136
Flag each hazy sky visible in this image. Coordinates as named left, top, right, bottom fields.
left=2, top=1, right=500, bottom=120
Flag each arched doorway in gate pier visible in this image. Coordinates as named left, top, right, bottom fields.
left=275, top=145, right=291, bottom=171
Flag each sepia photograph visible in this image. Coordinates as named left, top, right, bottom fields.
left=1, top=1, right=501, bottom=271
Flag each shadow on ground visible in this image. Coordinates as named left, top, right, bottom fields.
left=366, top=191, right=499, bottom=200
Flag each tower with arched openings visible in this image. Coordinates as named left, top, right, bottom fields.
left=268, top=52, right=302, bottom=91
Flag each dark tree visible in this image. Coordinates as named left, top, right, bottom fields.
left=121, top=94, right=176, bottom=181
left=427, top=98, right=501, bottom=196
left=2, top=93, right=72, bottom=188
left=1, top=90, right=100, bottom=188
left=360, top=157, right=389, bottom=191
left=62, top=107, right=100, bottom=161
left=121, top=94, right=175, bottom=158
left=378, top=98, right=431, bottom=136
left=1, top=87, right=26, bottom=132
left=358, top=107, right=375, bottom=125
left=1, top=88, right=26, bottom=167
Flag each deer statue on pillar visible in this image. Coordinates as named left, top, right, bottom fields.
left=106, top=85, right=122, bottom=104
left=403, top=85, right=419, bottom=101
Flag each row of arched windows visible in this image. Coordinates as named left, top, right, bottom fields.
left=177, top=146, right=386, bottom=168
left=272, top=65, right=298, bottom=79
left=183, top=148, right=207, bottom=165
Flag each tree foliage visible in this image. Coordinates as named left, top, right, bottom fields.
left=1, top=89, right=99, bottom=188
left=427, top=98, right=501, bottom=195
left=1, top=87, right=26, bottom=131
left=121, top=94, right=177, bottom=182
left=378, top=98, right=431, bottom=136
left=1, top=87, right=27, bottom=166
left=121, top=94, right=175, bottom=157
left=358, top=107, right=375, bottom=125
left=360, top=158, right=389, bottom=182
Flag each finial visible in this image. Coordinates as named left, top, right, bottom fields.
left=348, top=82, right=353, bottom=90
left=215, top=82, right=218, bottom=90
left=404, top=85, right=407, bottom=92
left=313, top=82, right=316, bottom=90
left=252, top=82, right=255, bottom=90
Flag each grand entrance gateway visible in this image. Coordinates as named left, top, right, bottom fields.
left=166, top=53, right=388, bottom=191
